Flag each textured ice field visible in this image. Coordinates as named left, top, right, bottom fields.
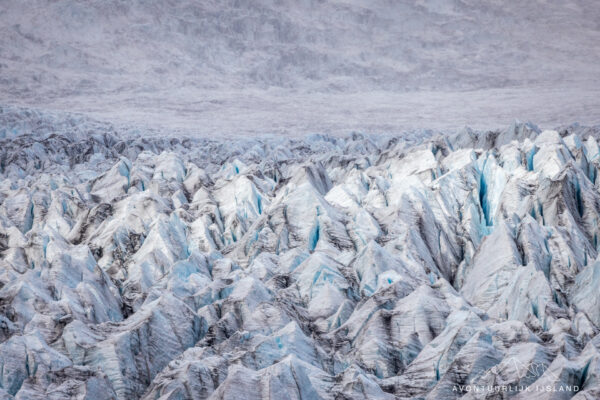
left=2, top=1, right=600, bottom=398
left=2, top=108, right=600, bottom=398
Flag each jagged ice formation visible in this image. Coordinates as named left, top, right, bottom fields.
left=2, top=111, right=600, bottom=399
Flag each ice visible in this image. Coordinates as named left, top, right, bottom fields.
left=2, top=121, right=600, bottom=398
left=572, top=261, right=600, bottom=327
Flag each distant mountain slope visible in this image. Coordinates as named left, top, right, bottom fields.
left=0, top=0, right=599, bottom=133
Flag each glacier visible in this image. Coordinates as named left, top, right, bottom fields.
left=2, top=109, right=600, bottom=399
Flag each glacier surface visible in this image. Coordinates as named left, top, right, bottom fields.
left=2, top=111, right=600, bottom=399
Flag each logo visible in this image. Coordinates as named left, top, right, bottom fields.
left=480, top=357, right=559, bottom=381
left=453, top=357, right=578, bottom=394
